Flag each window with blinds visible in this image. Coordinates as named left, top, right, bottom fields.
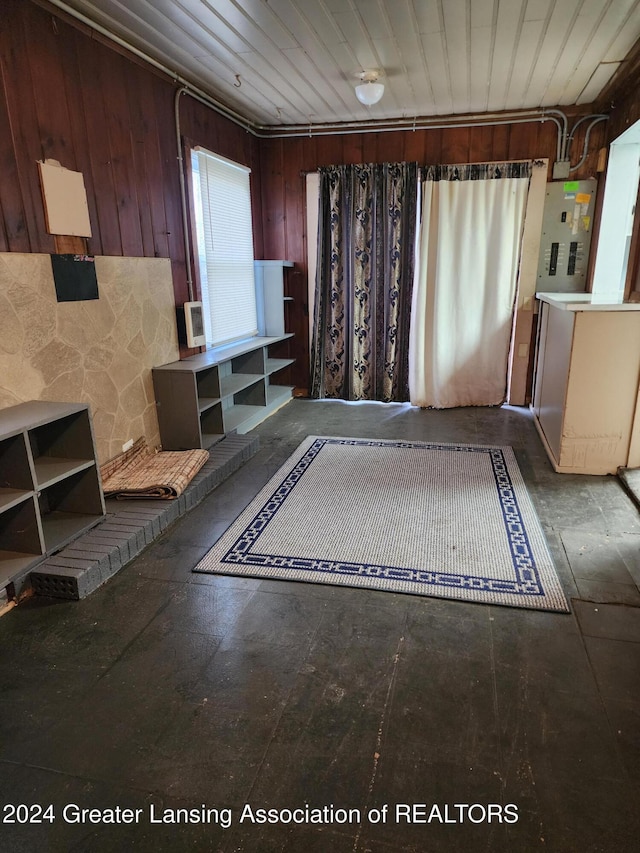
left=191, top=148, right=258, bottom=348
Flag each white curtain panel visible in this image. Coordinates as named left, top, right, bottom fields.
left=409, top=175, right=530, bottom=408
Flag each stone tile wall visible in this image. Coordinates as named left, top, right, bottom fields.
left=0, top=253, right=179, bottom=464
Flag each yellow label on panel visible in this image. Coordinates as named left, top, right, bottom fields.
left=575, top=192, right=591, bottom=204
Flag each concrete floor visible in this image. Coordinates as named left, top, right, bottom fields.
left=1, top=399, right=640, bottom=853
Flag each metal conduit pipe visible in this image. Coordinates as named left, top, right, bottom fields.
left=174, top=87, right=194, bottom=303
left=173, top=91, right=563, bottom=320
left=253, top=109, right=566, bottom=164
left=252, top=109, right=563, bottom=138
left=257, top=115, right=565, bottom=153
left=49, top=0, right=578, bottom=301
left=567, top=113, right=609, bottom=142
left=567, top=115, right=609, bottom=173
left=48, top=0, right=568, bottom=153
left=181, top=86, right=566, bottom=157
left=543, top=109, right=569, bottom=160
left=174, top=83, right=563, bottom=148
left=46, top=0, right=256, bottom=134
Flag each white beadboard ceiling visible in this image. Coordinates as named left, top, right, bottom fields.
left=58, top=0, right=640, bottom=127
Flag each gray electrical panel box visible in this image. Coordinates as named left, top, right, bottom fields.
left=536, top=179, right=597, bottom=292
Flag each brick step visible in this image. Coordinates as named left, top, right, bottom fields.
left=29, top=433, right=259, bottom=600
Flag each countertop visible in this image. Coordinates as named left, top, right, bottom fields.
left=536, top=292, right=640, bottom=311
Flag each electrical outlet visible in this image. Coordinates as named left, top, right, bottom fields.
left=122, top=439, right=134, bottom=453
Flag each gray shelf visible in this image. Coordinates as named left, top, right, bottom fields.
left=219, top=372, right=264, bottom=398
left=33, top=456, right=96, bottom=489
left=0, top=488, right=32, bottom=513
left=153, top=334, right=295, bottom=448
left=197, top=396, right=221, bottom=414
left=41, top=511, right=103, bottom=554
left=0, top=402, right=105, bottom=595
left=266, top=385, right=295, bottom=407
left=0, top=550, right=43, bottom=587
left=265, top=357, right=295, bottom=375
left=223, top=404, right=265, bottom=433
left=201, top=432, right=226, bottom=450
left=167, top=335, right=292, bottom=370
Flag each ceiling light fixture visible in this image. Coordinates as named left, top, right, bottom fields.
left=355, top=70, right=384, bottom=106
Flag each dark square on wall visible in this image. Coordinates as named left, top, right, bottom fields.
left=50, top=254, right=99, bottom=302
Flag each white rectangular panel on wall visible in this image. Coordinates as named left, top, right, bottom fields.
left=37, top=159, right=92, bottom=237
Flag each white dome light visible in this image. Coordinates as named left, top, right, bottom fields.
left=355, top=70, right=384, bottom=105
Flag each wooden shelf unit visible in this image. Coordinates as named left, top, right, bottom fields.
left=0, top=402, right=105, bottom=592
left=152, top=334, right=295, bottom=450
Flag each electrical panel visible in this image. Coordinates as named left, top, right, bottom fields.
left=536, top=179, right=597, bottom=292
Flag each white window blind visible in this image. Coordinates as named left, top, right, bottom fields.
left=192, top=148, right=257, bottom=347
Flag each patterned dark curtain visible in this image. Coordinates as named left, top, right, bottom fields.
left=310, top=162, right=418, bottom=402
left=422, top=161, right=532, bottom=181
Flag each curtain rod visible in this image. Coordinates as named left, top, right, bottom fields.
left=301, top=159, right=544, bottom=177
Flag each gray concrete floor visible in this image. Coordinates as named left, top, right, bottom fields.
left=1, top=399, right=640, bottom=852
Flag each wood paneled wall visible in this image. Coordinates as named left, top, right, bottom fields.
left=259, top=118, right=607, bottom=388
left=608, top=90, right=640, bottom=141
left=0, top=0, right=261, bottom=310
left=1, top=0, right=609, bottom=391
left=599, top=36, right=640, bottom=143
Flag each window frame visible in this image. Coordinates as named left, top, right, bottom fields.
left=186, top=142, right=259, bottom=349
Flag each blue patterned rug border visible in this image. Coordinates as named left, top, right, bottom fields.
left=194, top=436, right=569, bottom=612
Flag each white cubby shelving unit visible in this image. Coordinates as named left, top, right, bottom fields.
left=152, top=334, right=295, bottom=450
left=254, top=260, right=294, bottom=337
left=0, top=401, right=106, bottom=593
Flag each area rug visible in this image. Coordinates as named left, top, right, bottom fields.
left=194, top=436, right=569, bottom=612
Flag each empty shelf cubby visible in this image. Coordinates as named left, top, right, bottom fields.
left=0, top=401, right=106, bottom=592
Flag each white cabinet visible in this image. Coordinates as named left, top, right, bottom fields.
left=532, top=293, right=640, bottom=474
